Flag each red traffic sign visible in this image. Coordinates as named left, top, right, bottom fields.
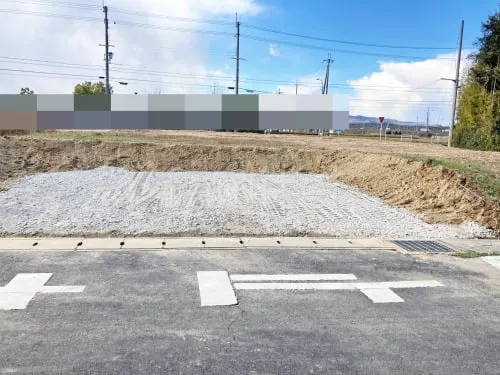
left=379, top=116, right=385, bottom=123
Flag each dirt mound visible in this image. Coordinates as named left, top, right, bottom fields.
left=1, top=137, right=499, bottom=234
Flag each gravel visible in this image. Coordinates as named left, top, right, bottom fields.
left=0, top=166, right=494, bottom=238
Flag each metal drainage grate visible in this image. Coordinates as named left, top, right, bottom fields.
left=392, top=240, right=454, bottom=253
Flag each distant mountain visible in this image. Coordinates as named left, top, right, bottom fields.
left=349, top=115, right=445, bottom=127
left=350, top=115, right=394, bottom=123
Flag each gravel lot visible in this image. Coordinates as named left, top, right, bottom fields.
left=0, top=167, right=493, bottom=238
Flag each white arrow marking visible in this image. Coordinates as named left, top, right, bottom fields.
left=198, top=271, right=443, bottom=305
left=0, top=273, right=86, bottom=310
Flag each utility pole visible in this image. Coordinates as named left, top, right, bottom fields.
left=448, top=20, right=464, bottom=147
left=322, top=53, right=334, bottom=94
left=235, top=13, right=240, bottom=95
left=426, top=107, right=430, bottom=134
left=296, top=82, right=298, bottom=95
left=103, top=5, right=110, bottom=95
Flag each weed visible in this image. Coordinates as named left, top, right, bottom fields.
left=453, top=250, right=500, bottom=258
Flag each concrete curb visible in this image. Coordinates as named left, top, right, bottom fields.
left=0, top=237, right=497, bottom=253
left=0, top=237, right=396, bottom=252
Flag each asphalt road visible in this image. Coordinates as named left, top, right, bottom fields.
left=0, top=248, right=499, bottom=375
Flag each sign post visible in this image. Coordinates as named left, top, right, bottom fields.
left=379, top=117, right=384, bottom=141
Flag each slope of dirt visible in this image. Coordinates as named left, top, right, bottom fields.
left=1, top=137, right=499, bottom=235
left=72, top=130, right=500, bottom=177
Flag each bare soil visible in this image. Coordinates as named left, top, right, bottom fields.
left=0, top=130, right=499, bottom=235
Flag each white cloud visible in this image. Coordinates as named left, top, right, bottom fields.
left=0, top=0, right=263, bottom=94
left=273, top=72, right=349, bottom=110
left=347, top=52, right=472, bottom=124
left=268, top=44, right=280, bottom=57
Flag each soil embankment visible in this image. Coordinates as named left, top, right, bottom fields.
left=1, top=136, right=498, bottom=234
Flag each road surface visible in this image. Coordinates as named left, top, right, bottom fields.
left=0, top=248, right=499, bottom=374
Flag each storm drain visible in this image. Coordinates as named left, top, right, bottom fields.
left=392, top=240, right=454, bottom=253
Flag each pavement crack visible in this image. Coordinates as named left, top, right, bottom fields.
left=226, top=304, right=247, bottom=342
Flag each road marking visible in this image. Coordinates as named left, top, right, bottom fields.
left=0, top=273, right=86, bottom=310
left=482, top=256, right=500, bottom=269
left=197, top=271, right=237, bottom=307
left=230, top=274, right=357, bottom=281
left=39, top=286, right=86, bottom=293
left=354, top=280, right=443, bottom=289
left=198, top=272, right=443, bottom=305
left=233, top=282, right=357, bottom=290
left=232, top=280, right=442, bottom=290
left=359, top=288, right=405, bottom=303
left=2, top=273, right=52, bottom=292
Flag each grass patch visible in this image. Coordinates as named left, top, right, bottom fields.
left=19, top=131, right=199, bottom=145
left=452, top=250, right=500, bottom=258
left=408, top=156, right=500, bottom=203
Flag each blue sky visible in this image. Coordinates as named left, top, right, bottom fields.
left=0, top=0, right=498, bottom=124
left=219, top=0, right=495, bottom=80
left=202, top=0, right=498, bottom=122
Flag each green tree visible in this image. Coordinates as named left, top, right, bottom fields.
left=469, top=10, right=500, bottom=92
left=73, top=81, right=112, bottom=95
left=454, top=76, right=499, bottom=150
left=455, top=9, right=500, bottom=150
left=19, top=87, right=34, bottom=95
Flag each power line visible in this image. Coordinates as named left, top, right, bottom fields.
left=243, top=23, right=456, bottom=50
left=349, top=98, right=452, bottom=103
left=0, top=67, right=455, bottom=101
left=110, top=43, right=235, bottom=58
left=2, top=0, right=99, bottom=10
left=3, top=0, right=470, bottom=60
left=0, top=70, right=268, bottom=94
left=0, top=8, right=100, bottom=21
left=111, top=8, right=233, bottom=26
left=1, top=8, right=458, bottom=60
left=0, top=9, right=234, bottom=36
left=240, top=34, right=456, bottom=60
left=0, top=56, right=456, bottom=93
left=5, top=0, right=234, bottom=25
left=113, top=20, right=234, bottom=36
left=0, top=68, right=220, bottom=88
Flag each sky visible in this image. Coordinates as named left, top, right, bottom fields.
left=0, top=0, right=498, bottom=125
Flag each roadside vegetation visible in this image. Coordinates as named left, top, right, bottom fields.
left=453, top=250, right=500, bottom=258
left=454, top=10, right=499, bottom=151
left=407, top=156, right=499, bottom=203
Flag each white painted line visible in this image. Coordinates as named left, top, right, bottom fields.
left=3, top=273, right=52, bottom=292
left=230, top=274, right=357, bottom=282
left=233, top=282, right=358, bottom=290
left=359, top=288, right=404, bottom=303
left=233, top=280, right=442, bottom=290
left=354, top=280, right=443, bottom=289
left=483, top=256, right=500, bottom=269
left=40, top=285, right=86, bottom=294
left=197, top=271, right=237, bottom=306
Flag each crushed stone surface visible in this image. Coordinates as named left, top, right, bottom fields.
left=0, top=167, right=493, bottom=238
